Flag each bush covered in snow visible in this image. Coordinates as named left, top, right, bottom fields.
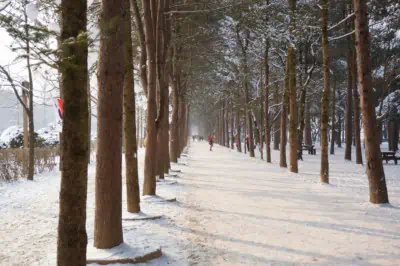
left=0, top=124, right=59, bottom=149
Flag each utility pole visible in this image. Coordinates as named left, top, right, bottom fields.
left=22, top=81, right=29, bottom=149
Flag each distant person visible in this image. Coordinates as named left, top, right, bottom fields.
left=245, top=135, right=249, bottom=151
left=208, top=134, right=214, bottom=151
left=192, top=135, right=195, bottom=142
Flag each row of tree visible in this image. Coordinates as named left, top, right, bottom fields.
left=198, top=0, right=397, bottom=206
left=57, top=0, right=194, bottom=264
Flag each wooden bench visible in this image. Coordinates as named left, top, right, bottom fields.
left=381, top=151, right=400, bottom=165
left=301, top=144, right=316, bottom=155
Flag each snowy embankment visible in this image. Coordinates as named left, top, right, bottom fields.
left=1, top=141, right=400, bottom=265
left=0, top=148, right=190, bottom=266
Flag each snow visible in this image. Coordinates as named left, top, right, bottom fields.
left=1, top=142, right=400, bottom=265
left=26, top=3, right=39, bottom=21
left=0, top=123, right=60, bottom=147
left=0, top=125, right=23, bottom=145
left=377, top=90, right=400, bottom=117
left=37, top=123, right=60, bottom=146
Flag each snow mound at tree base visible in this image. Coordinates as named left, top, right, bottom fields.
left=122, top=211, right=163, bottom=221
left=87, top=242, right=162, bottom=265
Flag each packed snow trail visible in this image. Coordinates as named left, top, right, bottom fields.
left=175, top=142, right=400, bottom=265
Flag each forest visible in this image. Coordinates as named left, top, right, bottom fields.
left=0, top=0, right=399, bottom=265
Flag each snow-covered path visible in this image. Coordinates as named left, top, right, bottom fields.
left=176, top=142, right=400, bottom=265
left=1, top=141, right=399, bottom=265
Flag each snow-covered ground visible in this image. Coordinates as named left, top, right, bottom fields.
left=0, top=142, right=400, bottom=265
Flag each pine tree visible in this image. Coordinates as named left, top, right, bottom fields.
left=353, top=0, right=389, bottom=204
left=57, top=0, right=89, bottom=264
left=94, top=0, right=126, bottom=248
left=320, top=0, right=330, bottom=184
left=124, top=0, right=140, bottom=213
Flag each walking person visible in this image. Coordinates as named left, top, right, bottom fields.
left=208, top=134, right=214, bottom=151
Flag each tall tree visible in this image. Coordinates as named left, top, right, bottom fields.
left=124, top=0, right=140, bottom=213
left=320, top=0, right=330, bottom=184
left=344, top=4, right=353, bottom=161
left=330, top=76, right=336, bottom=155
left=94, top=0, right=126, bottom=248
left=142, top=0, right=159, bottom=195
left=352, top=51, right=363, bottom=164
left=264, top=39, right=271, bottom=163
left=288, top=0, right=298, bottom=173
left=288, top=45, right=298, bottom=173
left=237, top=27, right=255, bottom=158
left=353, top=0, right=389, bottom=204
left=57, top=0, right=89, bottom=263
left=280, top=55, right=290, bottom=168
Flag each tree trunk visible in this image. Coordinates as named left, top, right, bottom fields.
left=230, top=103, right=235, bottom=149
left=330, top=76, right=336, bottom=155
left=320, top=0, right=329, bottom=184
left=280, top=56, right=290, bottom=168
left=353, top=0, right=389, bottom=204
left=124, top=0, right=140, bottom=213
left=264, top=40, right=271, bottom=163
left=273, top=86, right=281, bottom=150
left=236, top=110, right=242, bottom=152
left=288, top=46, right=298, bottom=173
left=353, top=51, right=363, bottom=165
left=142, top=0, right=159, bottom=196
left=297, top=46, right=307, bottom=150
left=57, top=0, right=88, bottom=263
left=94, top=0, right=125, bottom=248
left=337, top=112, right=342, bottom=148
left=170, top=53, right=179, bottom=162
left=345, top=4, right=354, bottom=160
left=244, top=112, right=247, bottom=154
left=304, top=102, right=312, bottom=145
left=222, top=101, right=225, bottom=147
left=226, top=106, right=230, bottom=148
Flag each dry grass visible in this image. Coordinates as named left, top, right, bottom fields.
left=0, top=148, right=57, bottom=181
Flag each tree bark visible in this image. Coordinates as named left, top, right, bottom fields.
left=288, top=46, right=298, bottom=173
left=230, top=102, right=235, bottom=149
left=352, top=51, right=363, bottom=165
left=142, top=0, right=159, bottom=196
left=131, top=0, right=148, bottom=96
left=320, top=0, right=330, bottom=184
left=345, top=4, right=353, bottom=161
left=236, top=110, right=242, bottom=152
left=280, top=56, right=289, bottom=168
left=170, top=47, right=180, bottom=162
left=264, top=39, right=271, bottom=163
left=57, top=0, right=89, bottom=263
left=353, top=0, right=389, bottom=204
left=304, top=102, right=312, bottom=145
left=94, top=0, right=125, bottom=248
left=273, top=86, right=280, bottom=150
left=330, top=76, right=336, bottom=155
left=124, top=0, right=140, bottom=213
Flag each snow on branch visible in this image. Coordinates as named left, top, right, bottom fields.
left=328, top=13, right=355, bottom=31
left=329, top=30, right=355, bottom=42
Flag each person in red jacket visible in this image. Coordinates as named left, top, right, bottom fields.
left=208, top=134, right=214, bottom=151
